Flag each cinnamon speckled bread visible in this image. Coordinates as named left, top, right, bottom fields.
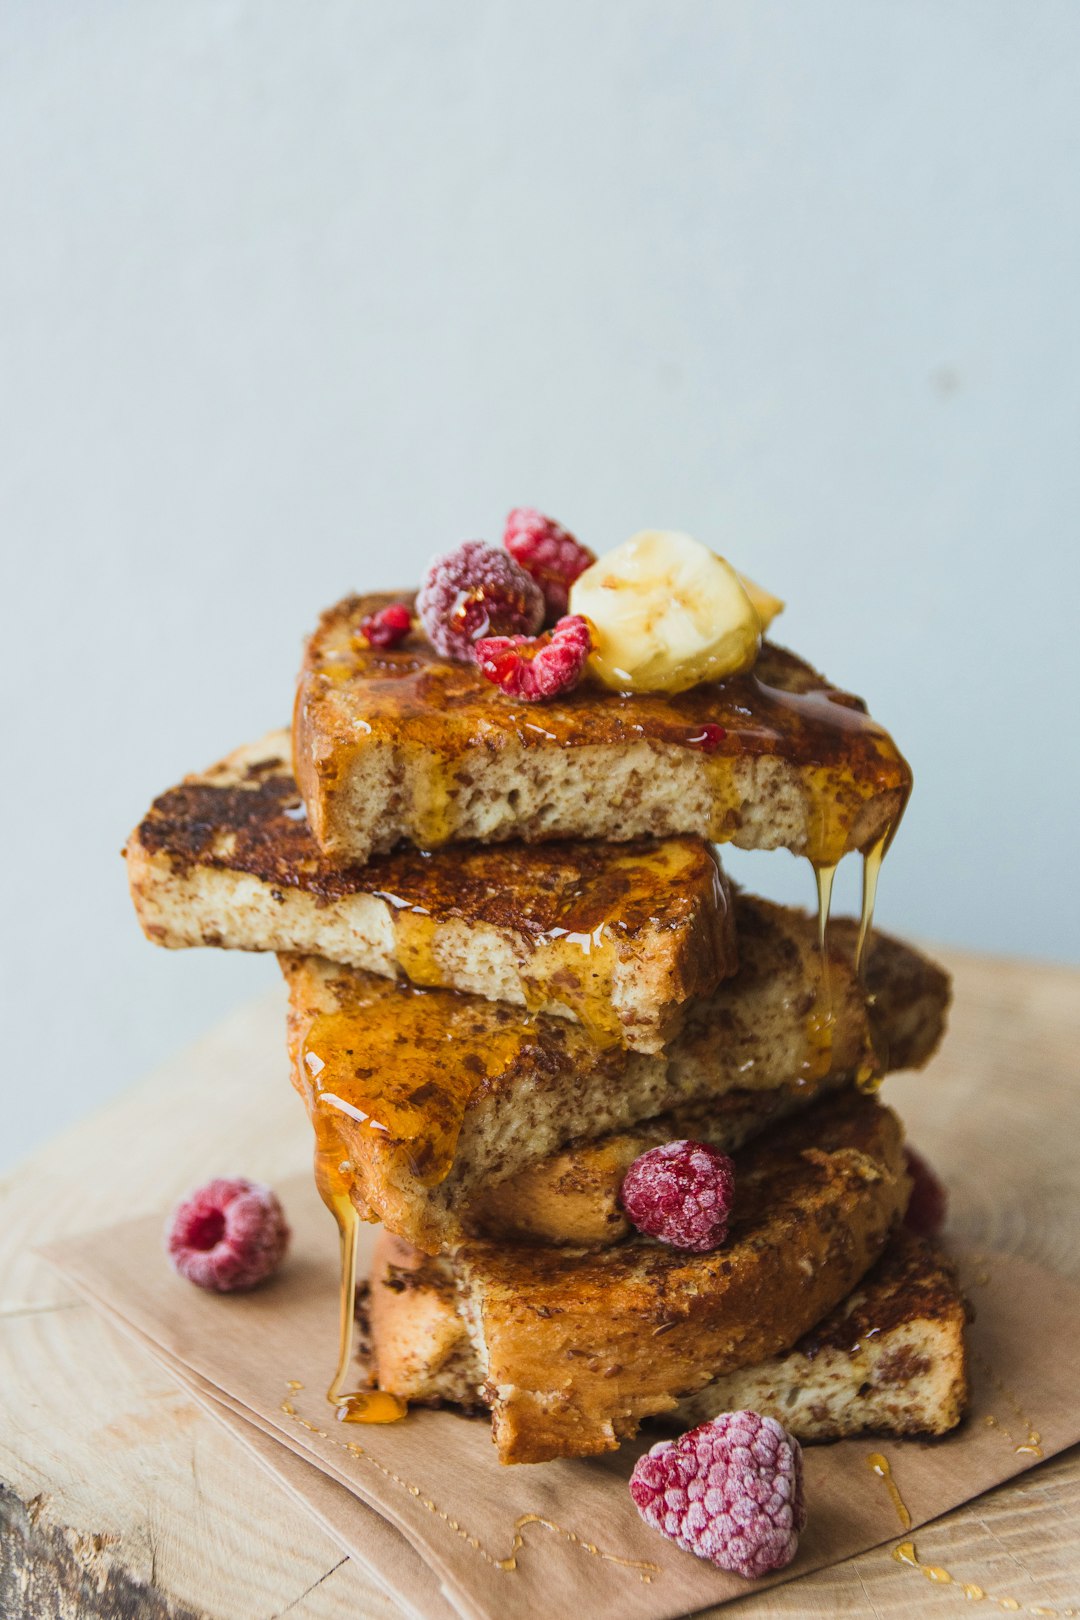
left=364, top=1228, right=969, bottom=1447
left=293, top=593, right=912, bottom=867
left=284, top=895, right=949, bottom=1253
left=125, top=731, right=735, bottom=1052
left=367, top=1091, right=911, bottom=1463
left=472, top=917, right=950, bottom=1246
left=669, top=1230, right=970, bottom=1437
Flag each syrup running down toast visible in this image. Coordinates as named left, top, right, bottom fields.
left=367, top=1090, right=910, bottom=1463
left=365, top=1228, right=970, bottom=1444
left=125, top=514, right=968, bottom=1510
left=282, top=894, right=947, bottom=1254
left=293, top=594, right=912, bottom=872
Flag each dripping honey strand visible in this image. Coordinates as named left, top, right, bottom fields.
left=279, top=1383, right=659, bottom=1582
left=892, top=1541, right=1076, bottom=1615
left=866, top=1452, right=912, bottom=1530
left=973, top=1350, right=1044, bottom=1458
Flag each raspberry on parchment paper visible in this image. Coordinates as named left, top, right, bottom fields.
left=630, top=1412, right=806, bottom=1578
left=165, top=1177, right=290, bottom=1293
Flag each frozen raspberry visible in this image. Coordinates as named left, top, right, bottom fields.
left=474, top=614, right=592, bottom=702
left=165, top=1178, right=290, bottom=1293
left=359, top=602, right=412, bottom=649
left=903, top=1146, right=948, bottom=1238
left=620, top=1139, right=735, bottom=1252
left=630, top=1412, right=806, bottom=1578
left=503, top=507, right=595, bottom=622
left=417, top=540, right=544, bottom=660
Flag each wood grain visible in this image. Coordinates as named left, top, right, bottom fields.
left=1, top=946, right=1078, bottom=1619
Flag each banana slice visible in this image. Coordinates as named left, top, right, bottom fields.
left=569, top=530, right=761, bottom=694
left=739, top=573, right=785, bottom=633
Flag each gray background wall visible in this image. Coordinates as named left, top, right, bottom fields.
left=2, top=0, right=1077, bottom=1170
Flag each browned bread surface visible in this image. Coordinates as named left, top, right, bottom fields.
left=283, top=896, right=947, bottom=1253
left=293, top=593, right=911, bottom=866
left=456, top=1093, right=909, bottom=1462
left=125, top=731, right=735, bottom=1052
left=473, top=916, right=950, bottom=1246
left=366, top=1228, right=968, bottom=1446
left=368, top=1091, right=909, bottom=1462
left=671, top=1229, right=970, bottom=1437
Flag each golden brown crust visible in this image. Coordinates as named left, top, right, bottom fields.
left=470, top=1087, right=833, bottom=1246
left=282, top=896, right=949, bottom=1254
left=366, top=1233, right=486, bottom=1411
left=127, top=731, right=736, bottom=1051
left=671, top=1230, right=970, bottom=1437
left=795, top=1228, right=968, bottom=1356
left=293, top=593, right=912, bottom=866
left=457, top=1093, right=909, bottom=1462
left=366, top=1227, right=970, bottom=1446
left=472, top=919, right=950, bottom=1246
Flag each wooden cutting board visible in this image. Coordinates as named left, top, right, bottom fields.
left=2, top=945, right=1078, bottom=1619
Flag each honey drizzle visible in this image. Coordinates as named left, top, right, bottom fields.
left=795, top=860, right=839, bottom=1089
left=892, top=1541, right=1075, bottom=1614
left=872, top=1455, right=1071, bottom=1614
left=278, top=1383, right=659, bottom=1582
left=372, top=839, right=726, bottom=1050
left=521, top=923, right=623, bottom=1046
left=866, top=1451, right=912, bottom=1530
left=813, top=860, right=838, bottom=960
left=391, top=907, right=442, bottom=990
left=310, top=1111, right=407, bottom=1425
left=306, top=604, right=915, bottom=876
left=388, top=892, right=624, bottom=1046
left=974, top=1350, right=1044, bottom=1457
left=855, top=832, right=888, bottom=978
left=301, top=987, right=534, bottom=1193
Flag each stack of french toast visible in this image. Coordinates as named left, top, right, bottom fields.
left=127, top=517, right=968, bottom=1468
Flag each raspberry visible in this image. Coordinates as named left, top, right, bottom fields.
left=630, top=1412, right=806, bottom=1578
left=474, top=614, right=592, bottom=702
left=359, top=602, right=412, bottom=649
left=903, top=1146, right=948, bottom=1238
left=686, top=723, right=728, bottom=751
left=620, top=1139, right=735, bottom=1251
left=503, top=508, right=595, bottom=622
left=417, top=540, right=544, bottom=661
left=165, top=1178, right=290, bottom=1293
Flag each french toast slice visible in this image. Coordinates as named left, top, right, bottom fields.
left=670, top=1230, right=970, bottom=1438
left=367, top=1091, right=911, bottom=1463
left=293, top=593, right=912, bottom=867
left=284, top=895, right=948, bottom=1253
left=125, top=731, right=735, bottom=1052
left=470, top=914, right=950, bottom=1245
left=364, top=1228, right=969, bottom=1445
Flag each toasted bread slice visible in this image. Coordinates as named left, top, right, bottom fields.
left=284, top=896, right=947, bottom=1254
left=368, top=1092, right=910, bottom=1463
left=293, top=594, right=911, bottom=867
left=364, top=1229, right=968, bottom=1445
left=472, top=914, right=950, bottom=1245
left=125, top=731, right=735, bottom=1053
left=671, top=1230, right=970, bottom=1438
